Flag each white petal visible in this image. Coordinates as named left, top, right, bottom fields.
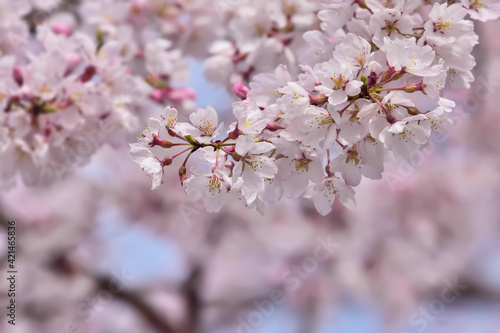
left=314, top=187, right=335, bottom=216
left=235, top=135, right=255, bottom=156
left=141, top=157, right=162, bottom=174
left=151, top=170, right=163, bottom=190
left=333, top=179, right=356, bottom=210
left=345, top=81, right=363, bottom=96
left=148, top=118, right=161, bottom=133
left=129, top=144, right=153, bottom=164
left=250, top=142, right=275, bottom=154
left=243, top=167, right=265, bottom=192
left=328, top=90, right=348, bottom=105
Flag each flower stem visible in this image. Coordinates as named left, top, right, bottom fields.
left=172, top=147, right=192, bottom=159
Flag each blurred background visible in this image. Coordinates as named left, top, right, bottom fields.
left=1, top=1, right=500, bottom=333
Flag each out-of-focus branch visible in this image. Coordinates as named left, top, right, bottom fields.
left=94, top=275, right=177, bottom=333
left=51, top=254, right=177, bottom=333
left=0, top=210, right=10, bottom=230
left=181, top=266, right=203, bottom=333
left=298, top=297, right=319, bottom=333
left=458, top=277, right=500, bottom=303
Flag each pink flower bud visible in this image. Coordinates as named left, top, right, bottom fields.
left=224, top=146, right=236, bottom=153
left=228, top=125, right=241, bottom=139
left=232, top=82, right=249, bottom=100
left=162, top=157, right=173, bottom=166
left=52, top=23, right=72, bottom=36
left=386, top=113, right=397, bottom=124
left=380, top=66, right=395, bottom=82
left=404, top=82, right=425, bottom=93
left=309, top=93, right=327, bottom=105
left=232, top=152, right=242, bottom=161
left=80, top=65, right=97, bottom=83
left=151, top=89, right=164, bottom=102
left=64, top=52, right=81, bottom=73
left=12, top=66, right=23, bottom=86
left=165, top=87, right=196, bottom=103
left=161, top=140, right=173, bottom=149
left=265, top=123, right=284, bottom=131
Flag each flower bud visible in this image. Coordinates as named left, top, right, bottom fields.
left=380, top=67, right=395, bottom=82
left=404, top=84, right=420, bottom=93
left=406, top=106, right=420, bottom=115
left=12, top=66, right=23, bottom=86
left=167, top=128, right=178, bottom=137
left=224, top=146, right=236, bottom=153
left=265, top=123, right=283, bottom=131
left=232, top=152, right=242, bottom=161
left=310, top=93, right=327, bottom=105
left=162, top=157, right=173, bottom=166
left=151, top=89, right=164, bottom=102
left=233, top=82, right=249, bottom=100
left=161, top=140, right=173, bottom=148
left=165, top=87, right=196, bottom=103
left=228, top=125, right=240, bottom=140
left=80, top=65, right=97, bottom=83
left=52, top=23, right=72, bottom=36
left=386, top=113, right=397, bottom=124
left=391, top=70, right=405, bottom=81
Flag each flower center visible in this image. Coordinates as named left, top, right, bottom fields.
left=472, top=0, right=485, bottom=8
left=161, top=111, right=178, bottom=128
left=206, top=175, right=222, bottom=194
left=198, top=121, right=216, bottom=136
left=292, top=158, right=311, bottom=173
left=331, top=74, right=346, bottom=89
left=434, top=20, right=452, bottom=33
left=306, top=113, right=335, bottom=130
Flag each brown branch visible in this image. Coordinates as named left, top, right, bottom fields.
left=50, top=254, right=177, bottom=333
left=95, top=276, right=177, bottom=333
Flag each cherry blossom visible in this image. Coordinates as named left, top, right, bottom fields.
left=314, top=59, right=364, bottom=105
left=129, top=143, right=164, bottom=190
left=313, top=177, right=356, bottom=215
left=462, top=0, right=500, bottom=21
left=0, top=0, right=493, bottom=216
left=232, top=136, right=277, bottom=193
left=177, top=106, right=224, bottom=142
left=184, top=168, right=232, bottom=213
left=129, top=0, right=496, bottom=215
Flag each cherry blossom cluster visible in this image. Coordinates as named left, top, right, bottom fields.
left=0, top=25, right=139, bottom=187
left=0, top=0, right=63, bottom=51
left=131, top=0, right=500, bottom=215
left=0, top=0, right=205, bottom=188
left=0, top=1, right=31, bottom=53
left=59, top=0, right=207, bottom=110
left=204, top=0, right=323, bottom=90
left=77, top=0, right=220, bottom=59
